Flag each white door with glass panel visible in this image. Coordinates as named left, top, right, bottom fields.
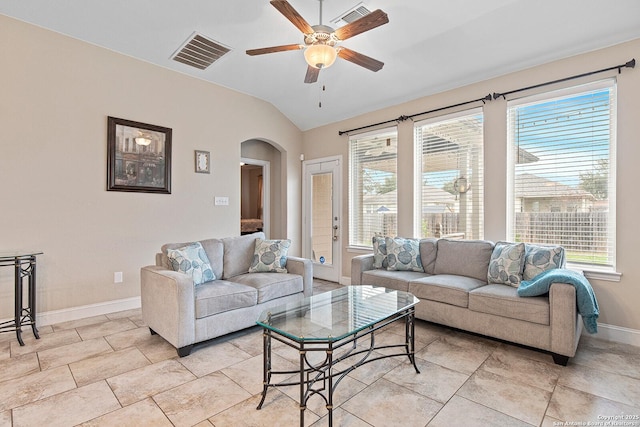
left=303, top=156, right=342, bottom=282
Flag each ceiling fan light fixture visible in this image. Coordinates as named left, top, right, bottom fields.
left=304, top=44, right=337, bottom=69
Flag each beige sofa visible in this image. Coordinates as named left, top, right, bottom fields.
left=141, top=232, right=312, bottom=356
left=351, top=238, right=582, bottom=365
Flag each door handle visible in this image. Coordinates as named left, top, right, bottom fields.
left=333, top=225, right=338, bottom=241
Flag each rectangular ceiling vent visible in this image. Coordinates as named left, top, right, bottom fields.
left=171, top=32, right=231, bottom=70
left=331, top=2, right=371, bottom=25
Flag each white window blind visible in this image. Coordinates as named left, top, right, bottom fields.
left=349, top=127, right=398, bottom=247
left=414, top=109, right=484, bottom=239
left=507, top=80, right=616, bottom=267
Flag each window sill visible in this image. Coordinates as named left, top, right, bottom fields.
left=347, top=246, right=373, bottom=254
left=566, top=264, right=622, bottom=282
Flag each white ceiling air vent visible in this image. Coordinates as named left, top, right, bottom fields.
left=331, top=2, right=372, bottom=26
left=171, top=32, right=231, bottom=70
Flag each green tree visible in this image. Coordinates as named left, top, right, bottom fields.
left=442, top=179, right=457, bottom=195
left=376, top=175, right=396, bottom=194
left=580, top=159, right=608, bottom=200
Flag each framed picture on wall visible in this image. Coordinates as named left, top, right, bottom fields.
left=195, top=150, right=210, bottom=174
left=107, top=116, right=172, bottom=194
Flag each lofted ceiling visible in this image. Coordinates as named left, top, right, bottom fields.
left=2, top=0, right=640, bottom=131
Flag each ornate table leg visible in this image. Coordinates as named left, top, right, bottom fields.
left=28, top=256, right=40, bottom=339
left=256, top=329, right=271, bottom=410
left=299, top=344, right=306, bottom=427
left=326, top=343, right=334, bottom=427
left=406, top=307, right=420, bottom=373
left=14, top=258, right=24, bottom=346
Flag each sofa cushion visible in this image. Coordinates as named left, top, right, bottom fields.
left=249, top=238, right=290, bottom=273
left=372, top=236, right=388, bottom=269
left=409, top=274, right=486, bottom=308
left=469, top=284, right=549, bottom=325
left=523, top=244, right=565, bottom=281
left=230, top=272, right=303, bottom=303
left=362, top=269, right=428, bottom=292
left=166, top=242, right=215, bottom=286
left=385, top=237, right=424, bottom=272
left=434, top=239, right=494, bottom=281
left=198, top=239, right=224, bottom=280
left=194, top=281, right=257, bottom=319
left=222, top=232, right=266, bottom=279
left=419, top=238, right=438, bottom=274
left=487, top=242, right=526, bottom=287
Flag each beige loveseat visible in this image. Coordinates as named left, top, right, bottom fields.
left=351, top=238, right=582, bottom=365
left=141, top=232, right=312, bottom=356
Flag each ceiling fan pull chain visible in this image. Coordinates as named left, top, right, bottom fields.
left=318, top=84, right=326, bottom=108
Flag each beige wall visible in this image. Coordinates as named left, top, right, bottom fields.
left=0, top=15, right=303, bottom=318
left=303, top=38, right=640, bottom=332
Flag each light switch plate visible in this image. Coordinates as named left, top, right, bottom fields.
left=215, top=196, right=229, bottom=206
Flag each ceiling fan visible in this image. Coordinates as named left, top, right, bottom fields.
left=246, top=0, right=389, bottom=83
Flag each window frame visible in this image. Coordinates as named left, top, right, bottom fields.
left=348, top=126, right=398, bottom=249
left=413, top=107, right=485, bottom=240
left=506, top=79, right=619, bottom=279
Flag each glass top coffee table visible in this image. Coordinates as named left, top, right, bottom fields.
left=256, top=285, right=420, bottom=427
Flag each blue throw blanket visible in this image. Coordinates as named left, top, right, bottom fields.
left=518, top=268, right=599, bottom=333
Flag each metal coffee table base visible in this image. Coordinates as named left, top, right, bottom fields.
left=257, top=306, right=419, bottom=427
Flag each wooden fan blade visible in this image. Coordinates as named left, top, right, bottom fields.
left=338, top=48, right=384, bottom=72
left=334, top=9, right=389, bottom=41
left=304, top=65, right=320, bottom=83
left=270, top=0, right=314, bottom=34
left=246, top=44, right=304, bottom=56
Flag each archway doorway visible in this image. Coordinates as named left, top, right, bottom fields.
left=240, top=139, right=283, bottom=238
left=240, top=159, right=269, bottom=236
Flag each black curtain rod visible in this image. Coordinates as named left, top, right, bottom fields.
left=338, top=58, right=635, bottom=136
left=493, top=58, right=635, bottom=100
left=338, top=94, right=492, bottom=136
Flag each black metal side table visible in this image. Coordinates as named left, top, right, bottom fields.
left=0, top=251, right=43, bottom=346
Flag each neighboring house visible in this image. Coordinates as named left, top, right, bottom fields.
left=363, top=185, right=457, bottom=215
left=515, top=173, right=596, bottom=213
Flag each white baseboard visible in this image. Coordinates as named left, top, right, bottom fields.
left=586, top=322, right=640, bottom=347
left=36, top=297, right=142, bottom=327
left=340, top=276, right=351, bottom=286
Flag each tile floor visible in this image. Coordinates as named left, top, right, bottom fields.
left=1, top=280, right=639, bottom=427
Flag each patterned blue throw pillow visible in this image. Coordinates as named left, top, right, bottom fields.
left=385, top=237, right=424, bottom=272
left=249, top=238, right=291, bottom=273
left=523, top=244, right=565, bottom=281
left=487, top=242, right=526, bottom=287
left=167, top=242, right=215, bottom=285
left=372, top=236, right=388, bottom=269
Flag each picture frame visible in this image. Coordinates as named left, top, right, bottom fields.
left=107, top=116, right=172, bottom=194
left=195, top=150, right=210, bottom=174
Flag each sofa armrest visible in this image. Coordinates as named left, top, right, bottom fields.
left=140, top=265, right=196, bottom=349
left=351, top=254, right=375, bottom=285
left=549, top=282, right=582, bottom=357
left=154, top=252, right=165, bottom=267
left=286, top=256, right=313, bottom=297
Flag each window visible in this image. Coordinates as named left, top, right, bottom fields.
left=349, top=127, right=397, bottom=247
left=507, top=80, right=616, bottom=268
left=414, top=109, right=484, bottom=239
